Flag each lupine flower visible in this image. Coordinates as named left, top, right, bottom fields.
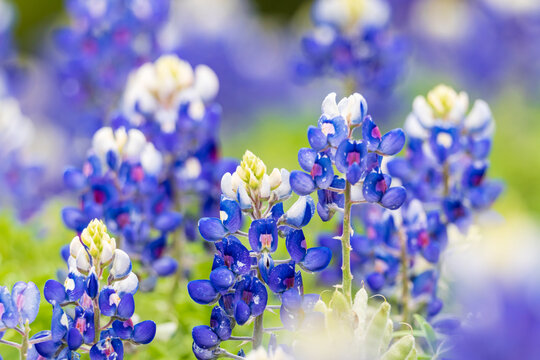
left=190, top=151, right=331, bottom=359
left=62, top=55, right=236, bottom=289
left=291, top=92, right=406, bottom=219
left=37, top=220, right=156, bottom=359
left=297, top=0, right=407, bottom=97
left=388, top=85, right=503, bottom=232
left=47, top=0, right=171, bottom=138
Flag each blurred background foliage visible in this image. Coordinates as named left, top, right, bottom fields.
left=2, top=0, right=540, bottom=359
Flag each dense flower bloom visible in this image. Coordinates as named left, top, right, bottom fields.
left=190, top=151, right=331, bottom=358
left=291, top=92, right=406, bottom=219
left=37, top=220, right=156, bottom=359
left=63, top=55, right=236, bottom=289
left=297, top=0, right=407, bottom=96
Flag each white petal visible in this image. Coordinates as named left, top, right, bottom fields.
left=412, top=96, right=434, bottom=128
left=194, top=64, right=219, bottom=102
left=260, top=174, right=271, bottom=199
left=92, top=127, right=116, bottom=162
left=123, top=128, right=147, bottom=159
left=75, top=248, right=91, bottom=273
left=464, top=99, right=492, bottom=132
left=112, top=272, right=139, bottom=295
left=141, top=143, right=163, bottom=175
left=404, top=113, right=428, bottom=139
left=70, top=236, right=84, bottom=258
left=221, top=172, right=237, bottom=200
left=321, top=92, right=339, bottom=118
left=110, top=249, right=132, bottom=279
left=274, top=169, right=291, bottom=200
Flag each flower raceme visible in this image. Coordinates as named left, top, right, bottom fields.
left=290, top=92, right=407, bottom=219
left=39, top=220, right=156, bottom=359
left=0, top=220, right=155, bottom=360
left=189, top=151, right=332, bottom=359
left=62, top=55, right=236, bottom=290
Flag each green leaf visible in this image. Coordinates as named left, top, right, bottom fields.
left=413, top=314, right=438, bottom=354
left=380, top=334, right=415, bottom=360
left=365, top=301, right=391, bottom=358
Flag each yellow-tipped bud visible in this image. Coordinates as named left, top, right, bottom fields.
left=237, top=150, right=267, bottom=190
left=427, top=84, right=458, bottom=119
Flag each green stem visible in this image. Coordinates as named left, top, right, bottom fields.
left=399, top=227, right=410, bottom=324
left=341, top=181, right=354, bottom=304
left=20, top=322, right=30, bottom=360
left=252, top=198, right=264, bottom=350
left=93, top=263, right=101, bottom=343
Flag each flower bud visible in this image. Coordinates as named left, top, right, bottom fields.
left=268, top=168, right=282, bottom=190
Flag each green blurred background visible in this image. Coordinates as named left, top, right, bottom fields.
left=2, top=0, right=540, bottom=359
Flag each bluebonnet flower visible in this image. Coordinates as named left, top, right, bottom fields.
left=157, top=0, right=303, bottom=121
left=189, top=151, right=331, bottom=358
left=297, top=0, right=407, bottom=96
left=388, top=85, right=503, bottom=232
left=47, top=0, right=171, bottom=138
left=389, top=0, right=540, bottom=96
left=291, top=92, right=406, bottom=218
left=63, top=55, right=236, bottom=288
left=0, top=94, right=56, bottom=221
left=38, top=220, right=156, bottom=359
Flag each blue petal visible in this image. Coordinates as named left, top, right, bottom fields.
left=268, top=263, right=296, bottom=294
left=366, top=272, right=385, bottom=292
left=210, top=306, right=232, bottom=341
left=209, top=267, right=235, bottom=292
left=86, top=272, right=99, bottom=299
left=248, top=218, right=278, bottom=253
left=98, top=288, right=118, bottom=317
left=112, top=320, right=134, bottom=340
left=281, top=289, right=302, bottom=311
left=61, top=207, right=88, bottom=232
left=152, top=256, right=178, bottom=277
left=117, top=294, right=135, bottom=319
left=220, top=198, right=242, bottom=233
left=307, top=126, right=327, bottom=151
left=285, top=230, right=307, bottom=262
left=198, top=217, right=228, bottom=241
left=290, top=171, right=316, bottom=196
left=63, top=168, right=86, bottom=190
left=362, top=116, right=382, bottom=151
left=132, top=321, right=156, bottom=345
left=234, top=301, right=251, bottom=326
left=193, top=342, right=215, bottom=360
left=363, top=172, right=386, bottom=203
left=192, top=325, right=219, bottom=349
left=301, top=247, right=332, bottom=272
left=154, top=211, right=182, bottom=232
left=12, top=282, right=40, bottom=325
left=67, top=327, right=83, bottom=350
left=0, top=286, right=18, bottom=328
left=378, top=128, right=405, bottom=155
left=346, top=163, right=362, bottom=184
left=380, top=187, right=406, bottom=210
left=298, top=148, right=317, bottom=172
left=44, top=280, right=66, bottom=306
left=187, top=280, right=219, bottom=305
left=284, top=196, right=315, bottom=228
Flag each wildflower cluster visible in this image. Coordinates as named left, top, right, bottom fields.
left=297, top=0, right=406, bottom=94
left=189, top=151, right=332, bottom=359
left=0, top=220, right=155, bottom=359
left=62, top=55, right=234, bottom=289
left=318, top=85, right=502, bottom=319
left=50, top=0, right=171, bottom=136
left=289, top=91, right=406, bottom=304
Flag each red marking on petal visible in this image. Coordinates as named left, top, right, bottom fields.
left=371, top=126, right=381, bottom=139
left=284, top=277, right=295, bottom=289
left=242, top=291, right=253, bottom=304
left=131, top=166, right=145, bottom=182
left=93, top=189, right=106, bottom=204
left=116, top=213, right=130, bottom=228
left=260, top=234, right=273, bottom=250
left=310, top=163, right=323, bottom=179
left=346, top=151, right=361, bottom=166
left=375, top=179, right=387, bottom=194
left=418, top=231, right=430, bottom=248
left=301, top=240, right=307, bottom=250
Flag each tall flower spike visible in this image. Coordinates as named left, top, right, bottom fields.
left=190, top=151, right=331, bottom=357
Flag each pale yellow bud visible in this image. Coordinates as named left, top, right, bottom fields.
left=427, top=84, right=458, bottom=119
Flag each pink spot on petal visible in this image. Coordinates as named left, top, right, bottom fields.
left=301, top=240, right=307, bottom=250
left=310, top=163, right=323, bottom=179
left=375, top=179, right=388, bottom=194
left=260, top=234, right=273, bottom=250
left=346, top=151, right=361, bottom=166
left=284, top=277, right=295, bottom=289
left=371, top=126, right=381, bottom=140
left=131, top=166, right=145, bottom=182
left=418, top=231, right=430, bottom=248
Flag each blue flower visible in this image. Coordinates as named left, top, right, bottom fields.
left=290, top=152, right=334, bottom=196
left=249, top=218, right=279, bottom=253
left=286, top=230, right=331, bottom=273
left=362, top=172, right=406, bottom=209
left=233, top=276, right=268, bottom=325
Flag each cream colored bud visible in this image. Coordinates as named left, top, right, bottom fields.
left=268, top=168, right=282, bottom=190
